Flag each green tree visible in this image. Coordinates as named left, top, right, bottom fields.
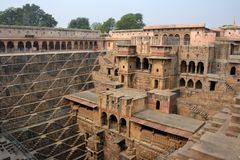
left=68, top=17, right=90, bottom=29
left=91, top=22, right=102, bottom=30
left=0, top=4, right=57, bottom=27
left=116, top=13, right=145, bottom=30
left=101, top=18, right=115, bottom=33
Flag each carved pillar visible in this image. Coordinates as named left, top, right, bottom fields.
left=195, top=64, right=198, bottom=74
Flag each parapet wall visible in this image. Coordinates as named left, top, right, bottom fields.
left=0, top=25, right=101, bottom=39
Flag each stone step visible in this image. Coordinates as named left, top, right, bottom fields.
left=235, top=95, right=240, bottom=105
left=210, top=120, right=223, bottom=128
left=228, top=122, right=240, bottom=133
left=204, top=125, right=219, bottom=133
left=231, top=113, right=240, bottom=123
left=226, top=130, right=240, bottom=138
left=232, top=104, right=240, bottom=114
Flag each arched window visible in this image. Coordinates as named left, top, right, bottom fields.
left=187, top=79, right=194, bottom=88
left=74, top=41, right=78, bottom=50
left=156, top=100, right=160, bottom=110
left=67, top=41, right=72, bottom=50
left=230, top=66, right=236, bottom=75
left=195, top=80, right=202, bottom=89
left=25, top=41, right=32, bottom=51
left=188, top=61, right=195, bottom=73
left=175, top=34, right=180, bottom=45
left=89, top=41, right=93, bottom=49
left=0, top=41, right=5, bottom=52
left=7, top=41, right=14, bottom=52
left=61, top=42, right=66, bottom=50
left=119, top=118, right=127, bottom=134
left=94, top=41, right=98, bottom=49
left=168, top=34, right=174, bottom=45
left=184, top=34, right=190, bottom=45
left=114, top=69, right=119, bottom=76
left=154, top=80, right=158, bottom=89
left=79, top=41, right=83, bottom=49
left=143, top=58, right=149, bottom=70
left=180, top=61, right=187, bottom=73
left=179, top=78, right=186, bottom=87
left=33, top=41, right=39, bottom=51
left=55, top=41, right=60, bottom=50
left=85, top=41, right=88, bottom=49
left=17, top=41, right=24, bottom=51
left=162, top=34, right=168, bottom=45
left=136, top=57, right=141, bottom=69
left=49, top=41, right=54, bottom=50
left=101, top=112, right=107, bottom=126
left=42, top=41, right=48, bottom=50
left=109, top=115, right=118, bottom=130
left=197, top=62, right=204, bottom=74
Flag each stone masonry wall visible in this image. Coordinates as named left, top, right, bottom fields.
left=0, top=51, right=102, bottom=159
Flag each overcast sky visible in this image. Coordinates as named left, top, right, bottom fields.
left=0, top=0, right=239, bottom=28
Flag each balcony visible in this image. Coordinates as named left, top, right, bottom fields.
left=150, top=45, right=171, bottom=56
left=116, top=43, right=136, bottom=56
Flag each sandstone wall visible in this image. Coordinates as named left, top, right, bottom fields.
left=0, top=51, right=102, bottom=159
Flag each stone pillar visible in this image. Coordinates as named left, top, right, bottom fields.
left=31, top=41, right=34, bottom=52
left=4, top=41, right=7, bottom=53
left=195, top=64, right=198, bottom=74
left=39, top=41, right=42, bottom=51
left=118, top=121, right=120, bottom=133
left=140, top=59, right=143, bottom=71
left=59, top=41, right=62, bottom=51
left=107, top=117, right=110, bottom=129
left=71, top=41, right=74, bottom=50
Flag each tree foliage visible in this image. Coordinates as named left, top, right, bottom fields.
left=0, top=4, right=57, bottom=27
left=68, top=17, right=90, bottom=29
left=101, top=18, right=115, bottom=33
left=116, top=13, right=145, bottom=30
left=91, top=22, right=102, bottom=30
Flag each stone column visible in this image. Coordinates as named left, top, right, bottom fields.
left=195, top=64, right=198, bottom=74
left=140, top=59, right=143, bottom=71
left=39, top=41, right=43, bottom=51
left=107, top=117, right=110, bottom=129
left=4, top=41, right=7, bottom=53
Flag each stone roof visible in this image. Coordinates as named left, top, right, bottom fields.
left=65, top=90, right=98, bottom=108
left=144, top=24, right=206, bottom=30
left=148, top=89, right=176, bottom=96
left=132, top=109, right=204, bottom=137
left=104, top=88, right=147, bottom=100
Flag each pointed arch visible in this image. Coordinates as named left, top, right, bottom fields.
left=187, top=79, right=194, bottom=88
left=195, top=80, right=202, bottom=89
left=184, top=34, right=190, bottom=45
left=179, top=78, right=186, bottom=87
left=0, top=41, right=5, bottom=52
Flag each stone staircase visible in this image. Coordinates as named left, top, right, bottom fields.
left=226, top=95, right=240, bottom=137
